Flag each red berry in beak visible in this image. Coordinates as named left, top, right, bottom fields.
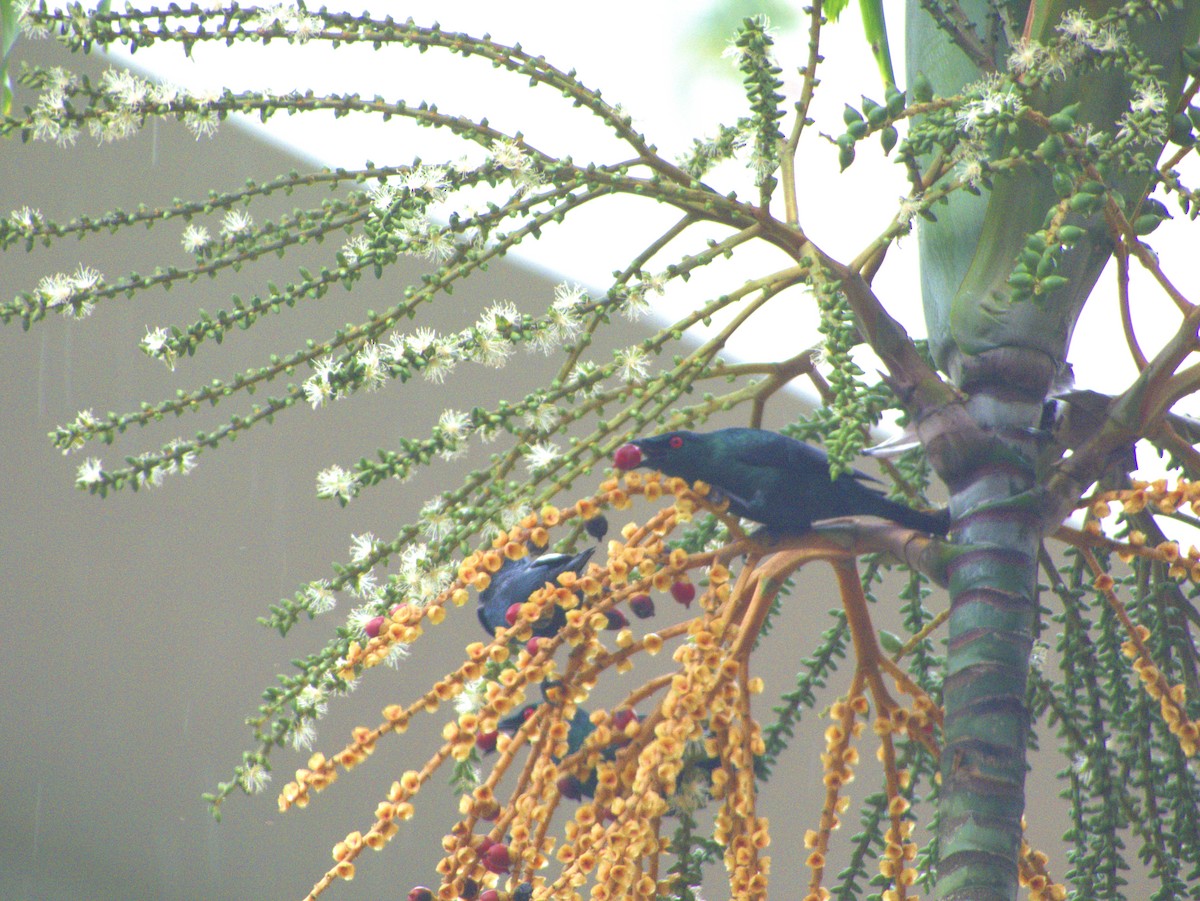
left=613, top=443, right=643, bottom=470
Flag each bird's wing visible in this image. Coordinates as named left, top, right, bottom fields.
left=733, top=436, right=880, bottom=484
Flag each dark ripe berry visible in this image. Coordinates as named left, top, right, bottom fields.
left=670, top=581, right=696, bottom=607
left=557, top=774, right=585, bottom=801
left=364, top=615, right=386, bottom=638
left=477, top=835, right=495, bottom=855
left=629, top=594, right=655, bottom=619
left=390, top=603, right=408, bottom=619
left=584, top=514, right=609, bottom=541
left=526, top=637, right=544, bottom=657
left=479, top=891, right=500, bottom=901
left=612, top=708, right=638, bottom=731
left=505, top=603, right=523, bottom=627
left=476, top=731, right=498, bottom=753
left=512, top=883, right=533, bottom=901
left=612, top=443, right=643, bottom=470
left=408, top=888, right=434, bottom=901
left=483, top=841, right=512, bottom=874
left=459, top=878, right=481, bottom=900
left=605, top=609, right=628, bottom=630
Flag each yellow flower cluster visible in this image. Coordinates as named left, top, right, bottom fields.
left=1018, top=840, right=1068, bottom=901
left=1122, top=624, right=1199, bottom=757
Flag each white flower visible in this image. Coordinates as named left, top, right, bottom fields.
left=240, top=763, right=271, bottom=794
left=1057, top=9, right=1093, bottom=42
left=351, top=569, right=379, bottom=599
left=341, top=234, right=370, bottom=266
left=150, top=81, right=184, bottom=107
left=956, top=155, right=984, bottom=188
left=553, top=282, right=587, bottom=312
left=220, top=209, right=253, bottom=239
left=523, top=440, right=561, bottom=473
left=455, top=678, right=487, bottom=716
left=422, top=342, right=458, bottom=383
left=438, top=409, right=472, bottom=439
left=897, top=196, right=920, bottom=228
left=100, top=68, right=150, bottom=109
left=347, top=605, right=380, bottom=635
left=305, top=580, right=337, bottom=615
left=75, top=457, right=103, bottom=486
left=141, top=326, right=177, bottom=370
left=93, top=107, right=139, bottom=143
left=470, top=330, right=514, bottom=368
left=181, top=223, right=211, bottom=254
left=403, top=164, right=449, bottom=199
left=523, top=403, right=560, bottom=432
left=1130, top=80, right=1166, bottom=116
left=490, top=137, right=528, bottom=171
left=619, top=286, right=651, bottom=322
left=183, top=109, right=220, bottom=140
left=66, top=266, right=96, bottom=292
left=313, top=354, right=342, bottom=382
left=418, top=227, right=457, bottom=262
left=9, top=206, right=42, bottom=234
left=356, top=341, right=387, bottom=391
left=303, top=374, right=334, bottom=409
left=615, top=345, right=650, bottom=382
left=38, top=272, right=74, bottom=308
left=369, top=182, right=398, bottom=213
left=383, top=642, right=410, bottom=668
left=349, top=532, right=377, bottom=563
left=479, top=301, right=520, bottom=334
left=316, top=464, right=359, bottom=502
left=1087, top=25, right=1122, bottom=55
left=287, top=718, right=317, bottom=750
left=292, top=13, right=322, bottom=42
left=404, top=327, right=438, bottom=355
left=189, top=85, right=222, bottom=107
left=1007, top=40, right=1044, bottom=75
left=296, top=685, right=328, bottom=719
left=421, top=498, right=454, bottom=540
left=499, top=503, right=532, bottom=529
left=162, top=439, right=198, bottom=476
left=15, top=0, right=50, bottom=37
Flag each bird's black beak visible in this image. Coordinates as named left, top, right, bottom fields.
left=613, top=442, right=644, bottom=470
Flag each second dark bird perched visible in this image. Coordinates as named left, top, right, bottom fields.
left=613, top=427, right=949, bottom=536
left=476, top=548, right=596, bottom=637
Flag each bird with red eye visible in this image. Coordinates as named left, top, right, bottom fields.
left=612, top=427, right=948, bottom=536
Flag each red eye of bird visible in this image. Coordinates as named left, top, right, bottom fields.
left=669, top=435, right=683, bottom=449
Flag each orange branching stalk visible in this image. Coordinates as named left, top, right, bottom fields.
left=271, top=463, right=1134, bottom=900
left=1081, top=547, right=1200, bottom=758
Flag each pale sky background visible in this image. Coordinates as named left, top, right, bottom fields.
left=106, top=0, right=1200, bottom=423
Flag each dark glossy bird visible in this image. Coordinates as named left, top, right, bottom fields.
left=613, top=427, right=948, bottom=535
left=476, top=548, right=596, bottom=638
